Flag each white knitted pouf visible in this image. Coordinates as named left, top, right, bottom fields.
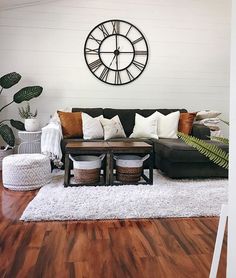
left=2, top=154, right=51, bottom=191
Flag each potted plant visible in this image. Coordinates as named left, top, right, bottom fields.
left=0, top=72, right=43, bottom=168
left=19, top=102, right=40, bottom=132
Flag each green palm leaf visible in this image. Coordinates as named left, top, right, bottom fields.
left=219, top=119, right=229, bottom=126
left=178, top=132, right=228, bottom=169
left=211, top=136, right=229, bottom=145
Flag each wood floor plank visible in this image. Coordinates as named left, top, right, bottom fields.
left=0, top=172, right=227, bottom=277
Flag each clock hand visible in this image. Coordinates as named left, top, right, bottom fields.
left=109, top=55, right=116, bottom=68
left=116, top=34, right=118, bottom=50
left=108, top=47, right=120, bottom=68
left=116, top=53, right=118, bottom=71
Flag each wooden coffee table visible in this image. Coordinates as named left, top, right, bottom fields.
left=64, top=141, right=153, bottom=186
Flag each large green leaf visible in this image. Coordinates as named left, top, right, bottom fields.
left=0, top=72, right=21, bottom=89
left=178, top=132, right=229, bottom=169
left=13, top=86, right=43, bottom=103
left=10, top=119, right=25, bottom=131
left=0, top=124, right=15, bottom=146
left=211, top=136, right=229, bottom=145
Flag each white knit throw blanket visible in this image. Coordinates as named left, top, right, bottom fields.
left=198, top=117, right=220, bottom=126
left=41, top=121, right=63, bottom=167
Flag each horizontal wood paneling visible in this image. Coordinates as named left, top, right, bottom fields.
left=0, top=0, right=230, bottom=135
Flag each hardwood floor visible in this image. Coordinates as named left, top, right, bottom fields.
left=0, top=173, right=226, bottom=278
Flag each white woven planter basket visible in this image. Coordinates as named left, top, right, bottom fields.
left=2, top=154, right=51, bottom=191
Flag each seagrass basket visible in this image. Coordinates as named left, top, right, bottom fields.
left=70, top=154, right=105, bottom=185
left=116, top=166, right=142, bottom=183
left=114, top=155, right=150, bottom=183
left=74, top=168, right=100, bottom=185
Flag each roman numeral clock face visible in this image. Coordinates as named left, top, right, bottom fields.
left=84, top=20, right=149, bottom=85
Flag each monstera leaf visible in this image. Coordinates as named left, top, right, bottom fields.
left=0, top=72, right=21, bottom=89
left=10, top=119, right=25, bottom=131
left=13, top=86, right=43, bottom=103
left=0, top=124, right=15, bottom=147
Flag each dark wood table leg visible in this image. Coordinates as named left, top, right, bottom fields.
left=149, top=151, right=153, bottom=184
left=109, top=152, right=114, bottom=185
left=103, top=156, right=106, bottom=185
left=105, top=152, right=111, bottom=185
left=64, top=153, right=70, bottom=187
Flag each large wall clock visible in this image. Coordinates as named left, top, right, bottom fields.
left=84, top=19, right=149, bottom=85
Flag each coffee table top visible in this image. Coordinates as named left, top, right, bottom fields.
left=107, top=141, right=152, bottom=150
left=66, top=141, right=152, bottom=152
left=66, top=141, right=109, bottom=152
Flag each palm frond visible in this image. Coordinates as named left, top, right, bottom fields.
left=178, top=132, right=229, bottom=169
left=219, top=119, right=229, bottom=126
left=211, top=136, right=229, bottom=145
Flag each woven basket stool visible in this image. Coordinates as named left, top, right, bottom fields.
left=2, top=154, right=51, bottom=191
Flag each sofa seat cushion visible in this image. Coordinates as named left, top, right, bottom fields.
left=154, top=138, right=228, bottom=163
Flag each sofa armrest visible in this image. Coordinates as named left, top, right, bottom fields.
left=191, top=124, right=210, bottom=140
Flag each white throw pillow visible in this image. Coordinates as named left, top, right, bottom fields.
left=196, top=110, right=221, bottom=120
left=156, top=111, right=180, bottom=138
left=82, top=113, right=104, bottom=139
left=100, top=115, right=126, bottom=140
left=130, top=112, right=159, bottom=139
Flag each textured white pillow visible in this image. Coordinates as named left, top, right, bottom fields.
left=196, top=110, right=221, bottom=120
left=82, top=113, right=104, bottom=139
left=130, top=112, right=159, bottom=139
left=100, top=115, right=126, bottom=140
left=156, top=111, right=180, bottom=138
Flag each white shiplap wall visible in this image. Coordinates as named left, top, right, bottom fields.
left=0, top=0, right=231, bottom=134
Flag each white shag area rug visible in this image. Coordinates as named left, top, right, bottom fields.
left=20, top=170, right=228, bottom=221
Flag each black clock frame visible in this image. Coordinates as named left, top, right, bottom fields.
left=84, top=19, right=149, bottom=85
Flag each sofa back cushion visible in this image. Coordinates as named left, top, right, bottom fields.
left=103, top=108, right=187, bottom=137
left=103, top=108, right=139, bottom=137
left=71, top=108, right=188, bottom=137
left=72, top=108, right=103, bottom=117
left=138, top=108, right=187, bottom=117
